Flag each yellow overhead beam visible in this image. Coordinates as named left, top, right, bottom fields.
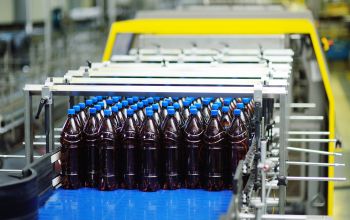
left=102, top=18, right=335, bottom=216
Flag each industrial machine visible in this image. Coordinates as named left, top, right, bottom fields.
left=0, top=6, right=346, bottom=220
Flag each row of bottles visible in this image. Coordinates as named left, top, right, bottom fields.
left=60, top=96, right=254, bottom=191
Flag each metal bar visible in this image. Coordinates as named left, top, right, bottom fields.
left=287, top=176, right=346, bottom=181
left=288, top=138, right=337, bottom=143
left=278, top=94, right=287, bottom=214
left=286, top=161, right=345, bottom=167
left=275, top=103, right=316, bottom=108
left=24, top=91, right=33, bottom=165
left=0, top=169, right=22, bottom=172
left=0, top=155, right=41, bottom=158
left=287, top=147, right=342, bottom=156
left=54, top=128, right=62, bottom=132
left=238, top=213, right=331, bottom=219
left=44, top=104, right=49, bottom=153
left=62, top=77, right=288, bottom=87
left=24, top=84, right=287, bottom=97
left=289, top=115, right=323, bottom=120
left=261, top=140, right=267, bottom=214
left=23, top=142, right=60, bottom=146
left=48, top=98, right=54, bottom=152
left=35, top=135, right=60, bottom=139
left=288, top=131, right=330, bottom=135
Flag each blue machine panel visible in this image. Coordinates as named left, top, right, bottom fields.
left=39, top=188, right=232, bottom=220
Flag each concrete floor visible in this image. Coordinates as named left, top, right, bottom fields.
left=329, top=61, right=350, bottom=220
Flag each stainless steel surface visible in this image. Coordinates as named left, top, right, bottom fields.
left=287, top=147, right=342, bottom=156
left=287, top=176, right=347, bottom=181
left=287, top=138, right=337, bottom=143
left=286, top=161, right=345, bottom=167
left=288, top=131, right=330, bottom=135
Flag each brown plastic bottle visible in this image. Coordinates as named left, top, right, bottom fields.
left=226, top=109, right=249, bottom=188
left=98, top=109, right=117, bottom=190
left=60, top=109, right=83, bottom=189
left=121, top=108, right=139, bottom=189
left=83, top=107, right=101, bottom=188
left=183, top=108, right=204, bottom=189
left=203, top=110, right=226, bottom=191
left=161, top=108, right=181, bottom=189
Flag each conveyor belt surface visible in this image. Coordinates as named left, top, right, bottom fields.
left=39, top=188, right=232, bottom=220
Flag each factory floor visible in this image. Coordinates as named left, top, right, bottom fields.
left=329, top=61, right=350, bottom=220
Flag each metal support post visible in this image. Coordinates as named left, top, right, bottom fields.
left=278, top=94, right=288, bottom=214
left=25, top=91, right=33, bottom=165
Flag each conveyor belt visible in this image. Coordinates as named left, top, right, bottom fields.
left=39, top=188, right=232, bottom=220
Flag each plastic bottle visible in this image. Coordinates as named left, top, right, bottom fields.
left=85, top=99, right=94, bottom=114
left=116, top=102, right=126, bottom=126
left=132, top=96, right=139, bottom=104
left=98, top=101, right=105, bottom=117
left=202, top=98, right=211, bottom=126
left=92, top=97, right=98, bottom=105
left=131, top=104, right=140, bottom=127
left=203, top=110, right=226, bottom=191
left=142, top=99, right=149, bottom=111
left=94, top=104, right=103, bottom=122
left=211, top=103, right=222, bottom=119
left=182, top=100, right=191, bottom=124
left=173, top=102, right=183, bottom=127
left=152, top=104, right=162, bottom=126
left=236, top=103, right=250, bottom=134
left=161, top=108, right=181, bottom=189
left=112, top=96, right=120, bottom=105
left=194, top=103, right=203, bottom=124
left=98, top=109, right=117, bottom=190
left=121, top=109, right=139, bottom=189
left=78, top=102, right=88, bottom=126
left=220, top=106, right=232, bottom=130
left=73, top=105, right=83, bottom=128
left=242, top=98, right=253, bottom=118
left=139, top=110, right=161, bottom=191
left=136, top=102, right=145, bottom=123
left=127, top=97, right=134, bottom=106
left=60, top=109, right=83, bottom=189
left=161, top=100, right=168, bottom=120
left=83, top=108, right=101, bottom=188
left=121, top=100, right=129, bottom=118
left=226, top=109, right=249, bottom=188
left=106, top=99, right=114, bottom=110
left=147, top=97, right=154, bottom=106
left=183, top=108, right=204, bottom=188
left=214, top=101, right=222, bottom=118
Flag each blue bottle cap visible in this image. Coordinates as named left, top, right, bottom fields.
left=222, top=106, right=229, bottom=113
left=78, top=102, right=85, bottom=109
left=183, top=100, right=190, bottom=107
left=117, top=102, right=123, bottom=109
left=173, top=97, right=179, bottom=101
left=112, top=96, right=120, bottom=103
left=154, top=96, right=160, bottom=102
left=162, top=101, right=169, bottom=107
left=167, top=106, right=174, bottom=110
left=89, top=108, right=96, bottom=114
left=127, top=98, right=133, bottom=105
left=94, top=105, right=101, bottom=111
left=104, top=109, right=111, bottom=116
left=237, top=103, right=244, bottom=109
left=234, top=109, right=241, bottom=116
left=223, top=99, right=231, bottom=106
left=242, top=98, right=250, bottom=104
left=137, top=102, right=143, bottom=109
left=147, top=97, right=154, bottom=104
left=190, top=108, right=198, bottom=115
left=67, top=109, right=75, bottom=115
left=96, top=96, right=103, bottom=101
left=132, top=96, right=139, bottom=103
left=106, top=99, right=113, bottom=105
left=86, top=99, right=93, bottom=106
left=173, top=102, right=180, bottom=110
left=127, top=108, right=134, bottom=116
left=212, top=104, right=219, bottom=110
left=195, top=103, right=202, bottom=110
left=146, top=106, right=153, bottom=112
left=131, top=105, right=138, bottom=111
left=92, top=97, right=98, bottom=104
left=211, top=110, right=218, bottom=117
left=203, top=99, right=210, bottom=106
left=122, top=100, right=128, bottom=107
left=146, top=110, right=153, bottom=117
left=111, top=106, right=118, bottom=112
left=73, top=105, right=80, bottom=113
left=98, top=102, right=105, bottom=108
left=152, top=103, right=159, bottom=111
left=215, top=101, right=222, bottom=107
left=168, top=108, right=175, bottom=115
left=142, top=99, right=149, bottom=106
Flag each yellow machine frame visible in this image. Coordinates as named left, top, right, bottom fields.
left=102, top=18, right=335, bottom=216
